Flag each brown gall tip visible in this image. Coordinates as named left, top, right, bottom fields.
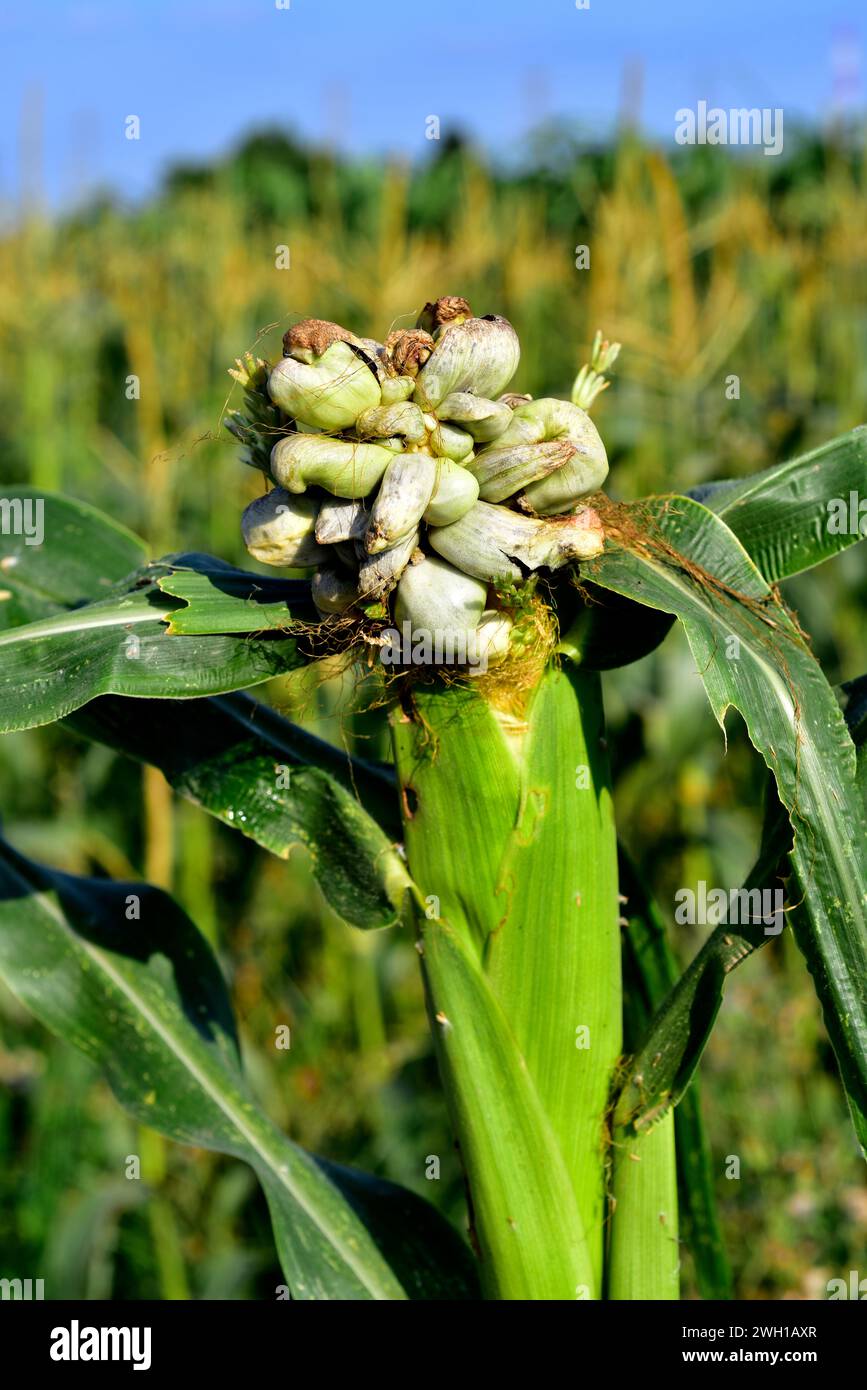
left=283, top=318, right=355, bottom=359
left=385, top=328, right=435, bottom=378
left=416, top=296, right=474, bottom=334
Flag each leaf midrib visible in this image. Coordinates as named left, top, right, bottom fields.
left=0, top=595, right=174, bottom=647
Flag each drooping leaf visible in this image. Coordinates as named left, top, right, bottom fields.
left=67, top=692, right=408, bottom=930
left=0, top=582, right=303, bottom=733
left=584, top=495, right=867, bottom=1152
left=616, top=668, right=867, bottom=1163
left=0, top=837, right=477, bottom=1300
left=0, top=488, right=404, bottom=928
left=562, top=428, right=867, bottom=669
left=687, top=426, right=867, bottom=582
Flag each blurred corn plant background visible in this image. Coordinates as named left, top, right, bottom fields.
left=1, top=123, right=866, bottom=1298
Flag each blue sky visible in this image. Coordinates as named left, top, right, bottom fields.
left=0, top=0, right=862, bottom=208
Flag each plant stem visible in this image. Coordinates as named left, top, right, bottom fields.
left=391, top=663, right=620, bottom=1298
left=607, top=1111, right=679, bottom=1300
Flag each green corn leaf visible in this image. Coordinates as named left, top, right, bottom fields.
left=562, top=428, right=867, bottom=670
left=67, top=693, right=408, bottom=930
left=615, top=804, right=790, bottom=1135
left=0, top=488, right=312, bottom=733
left=615, top=676, right=867, bottom=1155
left=615, top=668, right=867, bottom=1160
left=0, top=580, right=303, bottom=733
left=618, top=846, right=733, bottom=1300
left=687, top=426, right=867, bottom=582
left=0, top=837, right=477, bottom=1300
left=583, top=495, right=867, bottom=1153
left=157, top=561, right=314, bottom=635
left=0, top=487, right=147, bottom=626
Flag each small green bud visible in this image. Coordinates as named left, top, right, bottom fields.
left=380, top=376, right=417, bottom=406
left=426, top=418, right=475, bottom=462
left=354, top=401, right=427, bottom=444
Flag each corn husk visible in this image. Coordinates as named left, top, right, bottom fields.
left=429, top=500, right=604, bottom=582
left=423, top=460, right=480, bottom=526
left=241, top=488, right=324, bottom=569
left=365, top=453, right=438, bottom=554
left=271, top=434, right=393, bottom=498
left=268, top=340, right=381, bottom=430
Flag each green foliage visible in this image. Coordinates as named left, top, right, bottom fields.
left=2, top=125, right=866, bottom=1300
left=0, top=837, right=475, bottom=1299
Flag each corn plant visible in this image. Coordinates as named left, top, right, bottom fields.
left=0, top=297, right=865, bottom=1301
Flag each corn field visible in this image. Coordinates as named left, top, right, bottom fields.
left=1, top=127, right=866, bottom=1300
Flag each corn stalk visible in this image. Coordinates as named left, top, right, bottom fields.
left=390, top=667, right=628, bottom=1298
